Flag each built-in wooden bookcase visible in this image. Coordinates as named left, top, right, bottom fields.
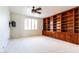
left=48, top=17, right=50, bottom=31
left=43, top=18, right=46, bottom=31
left=62, top=12, right=68, bottom=32
left=50, top=17, right=53, bottom=31
left=74, top=7, right=79, bottom=33
left=43, top=7, right=79, bottom=44
left=57, top=14, right=62, bottom=32
left=43, top=18, right=51, bottom=31
left=67, top=10, right=74, bottom=32
left=53, top=15, right=57, bottom=31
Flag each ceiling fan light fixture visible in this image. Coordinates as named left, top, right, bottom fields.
left=31, top=6, right=42, bottom=14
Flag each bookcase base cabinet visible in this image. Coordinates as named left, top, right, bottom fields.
left=55, top=32, right=66, bottom=41
left=42, top=31, right=79, bottom=45
left=42, top=31, right=52, bottom=36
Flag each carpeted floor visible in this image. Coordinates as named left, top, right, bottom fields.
left=5, top=36, right=79, bottom=53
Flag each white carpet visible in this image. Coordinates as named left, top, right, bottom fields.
left=5, top=36, right=79, bottom=53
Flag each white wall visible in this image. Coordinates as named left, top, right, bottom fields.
left=10, top=13, right=43, bottom=39
left=0, top=7, right=10, bottom=52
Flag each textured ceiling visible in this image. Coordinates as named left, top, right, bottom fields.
left=9, top=6, right=76, bottom=18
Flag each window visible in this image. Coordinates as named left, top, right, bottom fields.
left=24, top=18, right=37, bottom=30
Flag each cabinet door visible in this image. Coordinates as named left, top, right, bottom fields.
left=55, top=32, right=61, bottom=39
left=45, top=31, right=48, bottom=36
left=47, top=31, right=51, bottom=36
left=50, top=31, right=53, bottom=37
left=66, top=33, right=71, bottom=42
left=72, top=33, right=78, bottom=44
left=55, top=32, right=57, bottom=38
left=60, top=32, right=66, bottom=41
left=69, top=33, right=74, bottom=43
left=58, top=32, right=63, bottom=40
left=50, top=32, right=52, bottom=37
left=51, top=32, right=56, bottom=38
left=78, top=34, right=79, bottom=44
left=44, top=31, right=47, bottom=36
left=67, top=33, right=78, bottom=44
left=42, top=31, right=44, bottom=35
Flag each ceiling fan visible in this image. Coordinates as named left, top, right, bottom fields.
left=32, top=6, right=42, bottom=14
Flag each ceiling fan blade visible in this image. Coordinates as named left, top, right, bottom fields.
left=35, top=8, right=42, bottom=10
left=36, top=11, right=41, bottom=14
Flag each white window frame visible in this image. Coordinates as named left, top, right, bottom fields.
left=24, top=18, right=37, bottom=30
